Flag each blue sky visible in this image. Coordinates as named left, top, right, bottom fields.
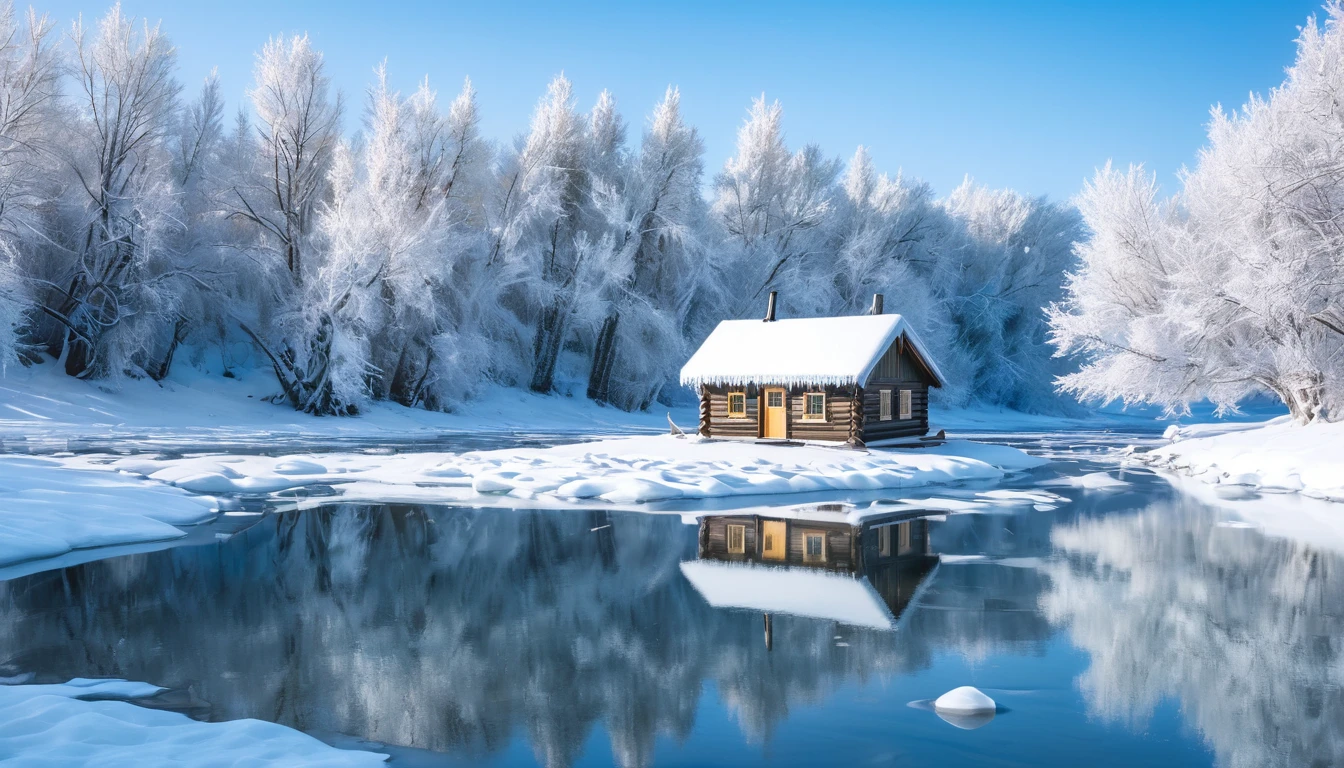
left=37, top=0, right=1326, bottom=200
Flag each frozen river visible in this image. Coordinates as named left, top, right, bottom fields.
left=1, top=431, right=1340, bottom=767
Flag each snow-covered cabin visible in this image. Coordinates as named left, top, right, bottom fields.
left=680, top=294, right=944, bottom=445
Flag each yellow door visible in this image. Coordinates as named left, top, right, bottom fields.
left=763, top=389, right=787, bottom=438
left=762, top=521, right=786, bottom=561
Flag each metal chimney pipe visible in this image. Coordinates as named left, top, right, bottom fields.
left=871, top=293, right=884, bottom=315
left=764, top=291, right=778, bottom=322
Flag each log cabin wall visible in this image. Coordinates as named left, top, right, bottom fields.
left=701, top=385, right=762, bottom=439
left=700, top=384, right=855, bottom=442
left=859, top=340, right=936, bottom=442
left=786, top=385, right=854, bottom=442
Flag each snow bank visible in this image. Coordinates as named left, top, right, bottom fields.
left=0, top=678, right=386, bottom=766
left=74, top=435, right=1047, bottom=509
left=0, top=359, right=680, bottom=451
left=0, top=457, right=219, bottom=569
left=1143, top=418, right=1344, bottom=501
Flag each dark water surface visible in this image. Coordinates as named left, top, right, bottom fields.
left=1, top=447, right=1341, bottom=767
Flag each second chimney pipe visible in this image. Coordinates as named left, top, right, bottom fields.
left=871, top=293, right=884, bottom=315
left=764, top=291, right=778, bottom=322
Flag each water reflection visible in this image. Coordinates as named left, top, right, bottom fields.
left=1, top=475, right=1340, bottom=767
left=0, top=505, right=979, bottom=767
left=685, top=508, right=939, bottom=635
left=1042, top=498, right=1344, bottom=768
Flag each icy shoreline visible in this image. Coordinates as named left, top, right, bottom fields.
left=1140, top=417, right=1344, bottom=502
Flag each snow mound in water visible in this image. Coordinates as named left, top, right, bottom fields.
left=934, top=686, right=996, bottom=713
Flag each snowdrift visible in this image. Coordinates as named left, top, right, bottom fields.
left=1142, top=418, right=1344, bottom=502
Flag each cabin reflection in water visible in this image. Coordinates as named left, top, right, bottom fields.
left=681, top=505, right=940, bottom=642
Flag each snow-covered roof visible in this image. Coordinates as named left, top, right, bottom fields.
left=679, top=560, right=898, bottom=630
left=679, top=314, right=945, bottom=389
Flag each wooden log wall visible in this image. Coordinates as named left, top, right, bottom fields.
left=859, top=383, right=929, bottom=441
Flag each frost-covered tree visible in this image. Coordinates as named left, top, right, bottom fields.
left=489, top=74, right=612, bottom=394
left=587, top=86, right=706, bottom=410
left=231, top=33, right=347, bottom=413
left=36, top=4, right=181, bottom=379
left=939, top=179, right=1082, bottom=411
left=234, top=33, right=341, bottom=282
left=1051, top=3, right=1344, bottom=423
left=303, top=66, right=488, bottom=412
left=0, top=3, right=58, bottom=369
left=712, top=96, right=839, bottom=320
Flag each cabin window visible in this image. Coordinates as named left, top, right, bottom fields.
left=727, top=392, right=747, bottom=418
left=727, top=524, right=746, bottom=554
left=766, top=390, right=784, bottom=408
left=879, top=390, right=892, bottom=421
left=803, top=531, right=827, bottom=564
left=899, top=389, right=913, bottom=420
left=878, top=524, right=892, bottom=557
left=898, top=522, right=913, bottom=554
left=803, top=393, right=826, bottom=420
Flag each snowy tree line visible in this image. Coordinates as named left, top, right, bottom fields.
left=1050, top=3, right=1344, bottom=424
left=0, top=3, right=1083, bottom=415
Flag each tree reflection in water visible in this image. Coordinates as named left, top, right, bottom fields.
left=3, top=486, right=1337, bottom=768
left=1042, top=498, right=1344, bottom=768
left=0, top=505, right=1013, bottom=767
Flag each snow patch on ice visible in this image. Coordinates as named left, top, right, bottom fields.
left=67, top=435, right=1048, bottom=509
left=0, top=678, right=387, bottom=766
left=0, top=457, right=219, bottom=568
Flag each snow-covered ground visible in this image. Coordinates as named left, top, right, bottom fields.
left=0, top=360, right=679, bottom=452
left=0, top=456, right=220, bottom=569
left=60, top=435, right=1049, bottom=511
left=0, top=678, right=385, bottom=766
left=1141, top=417, right=1344, bottom=502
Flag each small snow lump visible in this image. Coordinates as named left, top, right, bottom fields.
left=934, top=686, right=995, bottom=713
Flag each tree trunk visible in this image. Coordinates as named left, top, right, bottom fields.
left=149, top=317, right=190, bottom=382
left=529, top=302, right=567, bottom=393
left=586, top=312, right=619, bottom=404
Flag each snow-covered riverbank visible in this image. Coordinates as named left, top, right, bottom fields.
left=66, top=435, right=1049, bottom=509
left=1141, top=418, right=1344, bottom=502
left=0, top=678, right=386, bottom=766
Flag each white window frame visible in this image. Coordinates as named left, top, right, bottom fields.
left=899, top=389, right=913, bottom=420
left=727, top=524, right=746, bottom=554
left=802, top=392, right=826, bottom=421
left=727, top=392, right=747, bottom=419
left=879, top=389, right=892, bottom=421
left=802, top=530, right=827, bottom=564
left=878, top=524, right=892, bottom=557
